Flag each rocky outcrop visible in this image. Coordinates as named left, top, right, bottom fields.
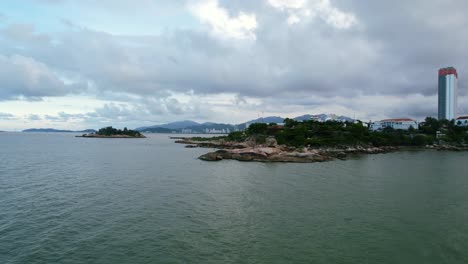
left=175, top=136, right=407, bottom=163
left=426, top=144, right=468, bottom=151
left=76, top=134, right=146, bottom=138
left=175, top=139, right=247, bottom=149
left=197, top=146, right=397, bottom=163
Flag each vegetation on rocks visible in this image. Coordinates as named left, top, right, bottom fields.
left=96, top=127, right=143, bottom=137
left=226, top=117, right=468, bottom=148
left=177, top=117, right=468, bottom=163
left=78, top=126, right=145, bottom=138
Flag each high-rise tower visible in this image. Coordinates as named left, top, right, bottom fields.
left=438, top=67, right=458, bottom=120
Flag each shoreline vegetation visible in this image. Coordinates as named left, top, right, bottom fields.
left=175, top=117, right=468, bottom=163
left=77, top=126, right=146, bottom=138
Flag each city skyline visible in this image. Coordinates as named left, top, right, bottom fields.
left=0, top=0, right=468, bottom=130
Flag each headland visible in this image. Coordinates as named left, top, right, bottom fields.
left=176, top=118, right=468, bottom=163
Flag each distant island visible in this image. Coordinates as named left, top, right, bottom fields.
left=176, top=117, right=468, bottom=163
left=77, top=126, right=145, bottom=138
left=23, top=128, right=97, bottom=133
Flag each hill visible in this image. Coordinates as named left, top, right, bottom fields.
left=135, top=114, right=354, bottom=133
left=137, top=127, right=175, bottom=133
left=136, top=120, right=200, bottom=131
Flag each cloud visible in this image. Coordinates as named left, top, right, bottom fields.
left=44, top=112, right=87, bottom=122
left=190, top=0, right=257, bottom=40
left=268, top=0, right=357, bottom=28
left=26, top=114, right=42, bottom=121
left=0, top=112, right=16, bottom=120
left=1, top=24, right=51, bottom=43
left=0, top=54, right=87, bottom=100
left=1, top=0, right=468, bottom=128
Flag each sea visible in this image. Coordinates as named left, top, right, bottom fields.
left=1, top=132, right=468, bottom=264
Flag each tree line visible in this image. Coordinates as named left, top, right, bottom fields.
left=96, top=126, right=143, bottom=137
left=226, top=117, right=468, bottom=148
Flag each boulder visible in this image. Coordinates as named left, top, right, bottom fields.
left=265, top=136, right=278, bottom=147
left=199, top=151, right=225, bottom=161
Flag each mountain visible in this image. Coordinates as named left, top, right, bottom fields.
left=294, top=114, right=353, bottom=122
left=135, top=114, right=354, bottom=134
left=136, top=127, right=175, bottom=133
left=294, top=114, right=326, bottom=121
left=236, top=116, right=285, bottom=130
left=336, top=115, right=355, bottom=122
left=23, top=128, right=97, bottom=133
left=136, top=120, right=200, bottom=131
left=183, top=123, right=237, bottom=133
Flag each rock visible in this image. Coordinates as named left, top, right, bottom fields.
left=257, top=147, right=280, bottom=155
left=199, top=151, right=225, bottom=161
left=336, top=152, right=347, bottom=159
left=265, top=136, right=278, bottom=147
left=244, top=136, right=258, bottom=147
left=185, top=145, right=198, bottom=148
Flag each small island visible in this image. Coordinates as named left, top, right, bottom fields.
left=77, top=126, right=146, bottom=138
left=176, top=117, right=468, bottom=163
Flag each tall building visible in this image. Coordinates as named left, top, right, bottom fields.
left=438, top=67, right=458, bottom=120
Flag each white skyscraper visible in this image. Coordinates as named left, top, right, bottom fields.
left=438, top=67, right=458, bottom=120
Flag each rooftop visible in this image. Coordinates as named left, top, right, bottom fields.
left=456, top=116, right=468, bottom=120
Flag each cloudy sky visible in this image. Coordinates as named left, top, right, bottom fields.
left=0, top=0, right=467, bottom=130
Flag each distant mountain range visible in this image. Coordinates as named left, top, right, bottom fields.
left=23, top=128, right=97, bottom=133
left=20, top=114, right=353, bottom=134
left=136, top=120, right=200, bottom=131
left=136, top=120, right=237, bottom=134
left=135, top=114, right=354, bottom=134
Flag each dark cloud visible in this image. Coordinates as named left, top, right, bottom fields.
left=1, top=0, right=467, bottom=121
left=0, top=54, right=88, bottom=100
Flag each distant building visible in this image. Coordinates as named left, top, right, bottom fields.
left=456, top=116, right=468, bottom=126
left=438, top=67, right=458, bottom=120
left=370, top=118, right=418, bottom=131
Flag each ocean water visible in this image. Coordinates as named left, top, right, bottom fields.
left=1, top=133, right=468, bottom=264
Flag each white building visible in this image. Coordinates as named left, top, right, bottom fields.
left=370, top=118, right=418, bottom=131
left=456, top=116, right=468, bottom=126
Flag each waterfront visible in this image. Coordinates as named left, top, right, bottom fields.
left=1, top=133, right=468, bottom=263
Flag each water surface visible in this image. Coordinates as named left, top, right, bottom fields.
left=1, top=133, right=467, bottom=263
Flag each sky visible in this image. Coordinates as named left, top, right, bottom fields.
left=0, top=0, right=467, bottom=130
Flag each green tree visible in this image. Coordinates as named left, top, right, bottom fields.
left=247, top=123, right=268, bottom=135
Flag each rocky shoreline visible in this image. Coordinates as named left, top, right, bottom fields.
left=175, top=137, right=468, bottom=163
left=199, top=146, right=400, bottom=163
left=76, top=134, right=146, bottom=138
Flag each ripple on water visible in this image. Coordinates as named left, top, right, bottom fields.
left=1, top=134, right=468, bottom=263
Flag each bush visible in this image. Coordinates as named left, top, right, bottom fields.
left=247, top=123, right=268, bottom=135
left=412, top=134, right=429, bottom=146
left=227, top=131, right=246, bottom=142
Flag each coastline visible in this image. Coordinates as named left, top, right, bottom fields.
left=76, top=134, right=146, bottom=138
left=175, top=137, right=468, bottom=163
